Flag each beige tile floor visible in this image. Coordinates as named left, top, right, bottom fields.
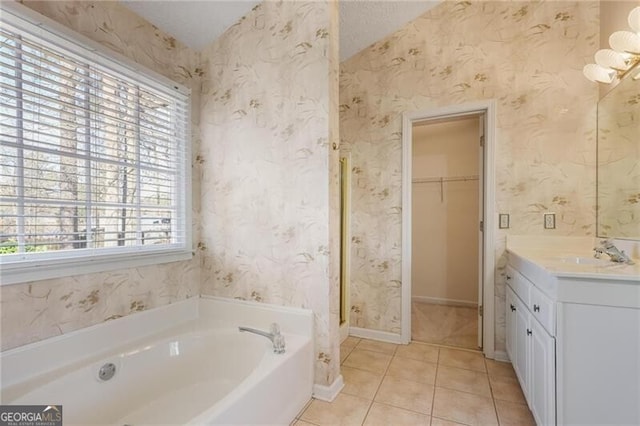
left=412, top=302, right=479, bottom=350
left=294, top=338, right=535, bottom=426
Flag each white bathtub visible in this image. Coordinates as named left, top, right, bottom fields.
left=0, top=297, right=314, bottom=425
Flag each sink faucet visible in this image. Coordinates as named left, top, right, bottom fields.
left=239, top=323, right=286, bottom=354
left=594, top=240, right=635, bottom=265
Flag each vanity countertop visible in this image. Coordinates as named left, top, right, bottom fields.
left=506, top=236, right=640, bottom=282
left=506, top=236, right=640, bottom=307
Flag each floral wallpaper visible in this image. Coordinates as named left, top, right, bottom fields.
left=198, top=1, right=341, bottom=386
left=2, top=0, right=605, bottom=387
left=1, top=0, right=202, bottom=351
left=340, top=0, right=599, bottom=352
left=597, top=75, right=640, bottom=239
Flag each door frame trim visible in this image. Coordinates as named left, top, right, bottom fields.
left=401, top=100, right=496, bottom=359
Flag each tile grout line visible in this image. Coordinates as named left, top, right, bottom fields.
left=486, top=370, right=530, bottom=407
left=433, top=383, right=493, bottom=400
left=340, top=343, right=356, bottom=362
left=428, top=347, right=440, bottom=426
left=297, top=420, right=320, bottom=426
left=348, top=342, right=510, bottom=424
left=431, top=349, right=498, bottom=426
left=411, top=337, right=483, bottom=353
left=295, top=394, right=316, bottom=424
left=368, top=400, right=432, bottom=418
left=436, top=364, right=488, bottom=374
left=343, top=339, right=531, bottom=426
left=344, top=339, right=518, bottom=425
left=485, top=357, right=502, bottom=425
left=434, top=361, right=494, bottom=399
left=359, top=344, right=398, bottom=425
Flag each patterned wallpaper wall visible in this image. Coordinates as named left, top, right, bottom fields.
left=340, top=0, right=599, bottom=352
left=597, top=76, right=640, bottom=239
left=0, top=1, right=202, bottom=351
left=198, top=1, right=341, bottom=386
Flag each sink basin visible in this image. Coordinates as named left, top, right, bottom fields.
left=556, top=256, right=609, bottom=265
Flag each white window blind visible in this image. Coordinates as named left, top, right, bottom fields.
left=0, top=5, right=191, bottom=283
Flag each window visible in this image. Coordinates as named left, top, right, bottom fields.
left=0, top=5, right=191, bottom=285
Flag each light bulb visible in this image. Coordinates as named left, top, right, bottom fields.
left=594, top=49, right=631, bottom=70
left=582, top=64, right=615, bottom=83
left=628, top=6, right=640, bottom=33
left=609, top=31, right=640, bottom=54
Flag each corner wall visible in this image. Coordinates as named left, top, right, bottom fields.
left=198, top=1, right=341, bottom=387
left=340, top=1, right=599, bottom=352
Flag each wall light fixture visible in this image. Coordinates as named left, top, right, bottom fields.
left=583, top=6, right=640, bottom=84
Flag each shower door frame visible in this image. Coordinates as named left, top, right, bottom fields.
left=401, top=100, right=497, bottom=360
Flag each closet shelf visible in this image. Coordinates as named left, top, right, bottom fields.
left=412, top=175, right=479, bottom=184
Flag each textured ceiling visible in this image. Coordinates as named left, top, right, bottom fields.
left=121, top=0, right=442, bottom=61
left=339, top=1, right=441, bottom=61
left=121, top=0, right=261, bottom=52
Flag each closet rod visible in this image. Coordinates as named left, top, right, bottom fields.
left=411, top=175, right=479, bottom=184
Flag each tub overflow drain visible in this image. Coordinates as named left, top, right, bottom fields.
left=98, top=363, right=116, bottom=381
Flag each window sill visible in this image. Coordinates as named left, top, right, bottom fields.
left=0, top=249, right=193, bottom=286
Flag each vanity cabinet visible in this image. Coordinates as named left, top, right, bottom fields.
left=505, top=267, right=555, bottom=426
left=529, top=316, right=555, bottom=426
left=506, top=246, right=640, bottom=426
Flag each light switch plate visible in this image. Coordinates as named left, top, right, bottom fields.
left=544, top=213, right=556, bottom=229
left=499, top=214, right=510, bottom=229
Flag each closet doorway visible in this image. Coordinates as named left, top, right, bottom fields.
left=401, top=101, right=496, bottom=357
left=411, top=115, right=482, bottom=350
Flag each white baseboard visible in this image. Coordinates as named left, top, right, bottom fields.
left=312, top=374, right=344, bottom=402
left=492, top=350, right=509, bottom=362
left=340, top=322, right=349, bottom=343
left=349, top=326, right=405, bottom=344
left=412, top=296, right=478, bottom=308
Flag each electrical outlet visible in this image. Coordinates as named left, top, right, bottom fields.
left=499, top=214, right=510, bottom=229
left=544, top=213, right=556, bottom=229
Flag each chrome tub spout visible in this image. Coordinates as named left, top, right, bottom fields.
left=239, top=323, right=286, bottom=354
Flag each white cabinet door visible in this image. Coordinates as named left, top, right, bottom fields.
left=514, top=295, right=529, bottom=396
left=506, top=264, right=557, bottom=424
left=529, top=317, right=556, bottom=426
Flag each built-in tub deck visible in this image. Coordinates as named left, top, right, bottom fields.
left=0, top=297, right=314, bottom=425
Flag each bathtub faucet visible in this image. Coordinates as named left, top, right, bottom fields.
left=594, top=239, right=635, bottom=264
left=239, top=323, right=286, bottom=354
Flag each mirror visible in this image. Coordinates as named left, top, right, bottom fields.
left=597, top=71, right=640, bottom=240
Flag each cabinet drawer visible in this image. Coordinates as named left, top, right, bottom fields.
left=506, top=266, right=530, bottom=306
left=530, top=284, right=555, bottom=336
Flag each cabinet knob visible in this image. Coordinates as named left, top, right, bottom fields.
left=510, top=304, right=516, bottom=312
left=526, top=329, right=532, bottom=336
left=533, top=304, right=540, bottom=312
left=506, top=275, right=512, bottom=280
